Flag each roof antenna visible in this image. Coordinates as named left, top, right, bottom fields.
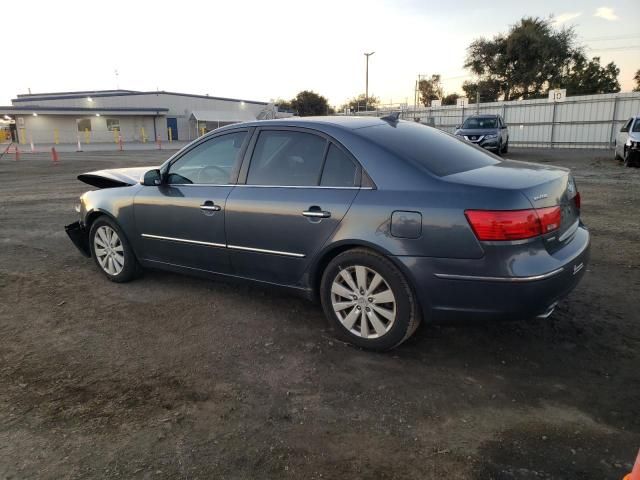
left=380, top=111, right=400, bottom=124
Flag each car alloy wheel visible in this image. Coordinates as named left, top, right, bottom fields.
left=330, top=265, right=397, bottom=339
left=93, top=225, right=125, bottom=275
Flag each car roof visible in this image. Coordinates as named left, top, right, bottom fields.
left=466, top=114, right=499, bottom=118
left=225, top=116, right=393, bottom=132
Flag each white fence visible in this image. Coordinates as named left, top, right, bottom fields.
left=351, top=92, right=640, bottom=149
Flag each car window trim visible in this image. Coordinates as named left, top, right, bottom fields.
left=237, top=126, right=369, bottom=188
left=162, top=128, right=253, bottom=185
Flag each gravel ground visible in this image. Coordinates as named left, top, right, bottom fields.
left=0, top=148, right=638, bottom=479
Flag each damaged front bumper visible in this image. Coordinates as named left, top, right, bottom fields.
left=65, top=221, right=91, bottom=257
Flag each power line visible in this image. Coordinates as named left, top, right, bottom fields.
left=583, top=34, right=640, bottom=42
left=586, top=45, right=640, bottom=52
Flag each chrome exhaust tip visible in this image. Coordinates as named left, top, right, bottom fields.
left=535, top=302, right=558, bottom=320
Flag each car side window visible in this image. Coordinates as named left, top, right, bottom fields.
left=167, top=131, right=247, bottom=185
left=246, top=131, right=327, bottom=186
left=320, top=144, right=358, bottom=187
left=621, top=119, right=633, bottom=133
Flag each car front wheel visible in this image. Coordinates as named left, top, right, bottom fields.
left=89, top=216, right=139, bottom=282
left=320, top=248, right=421, bottom=351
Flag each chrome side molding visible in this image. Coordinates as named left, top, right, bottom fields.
left=434, top=267, right=564, bottom=283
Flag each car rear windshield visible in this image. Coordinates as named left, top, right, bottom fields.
left=358, top=121, right=500, bottom=177
left=462, top=117, right=497, bottom=129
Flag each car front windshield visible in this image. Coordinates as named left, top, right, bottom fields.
left=633, top=119, right=640, bottom=133
left=462, top=117, right=497, bottom=129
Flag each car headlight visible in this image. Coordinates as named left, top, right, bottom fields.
left=484, top=134, right=498, bottom=139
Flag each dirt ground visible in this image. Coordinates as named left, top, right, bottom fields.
left=0, top=147, right=638, bottom=479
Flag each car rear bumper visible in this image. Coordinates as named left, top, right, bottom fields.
left=395, top=225, right=590, bottom=323
left=65, top=221, right=91, bottom=257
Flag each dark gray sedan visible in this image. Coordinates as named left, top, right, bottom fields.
left=66, top=116, right=589, bottom=350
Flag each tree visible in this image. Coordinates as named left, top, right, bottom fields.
left=274, top=98, right=293, bottom=111
left=465, top=17, right=622, bottom=100
left=441, top=93, right=460, bottom=106
left=418, top=74, right=443, bottom=106
left=465, top=17, right=578, bottom=100
left=341, top=93, right=380, bottom=112
left=290, top=91, right=332, bottom=116
left=462, top=79, right=502, bottom=103
left=633, top=69, right=640, bottom=92
left=563, top=56, right=620, bottom=95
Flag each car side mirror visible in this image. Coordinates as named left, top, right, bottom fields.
left=455, top=124, right=461, bottom=129
left=501, top=125, right=507, bottom=129
left=142, top=169, right=162, bottom=186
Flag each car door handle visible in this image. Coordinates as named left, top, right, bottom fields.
left=200, top=201, right=221, bottom=212
left=303, top=209, right=331, bottom=218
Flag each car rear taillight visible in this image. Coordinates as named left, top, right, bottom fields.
left=465, top=206, right=562, bottom=241
left=573, top=192, right=581, bottom=209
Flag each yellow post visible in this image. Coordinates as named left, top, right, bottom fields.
left=113, top=128, right=119, bottom=143
left=167, top=127, right=172, bottom=143
left=200, top=126, right=205, bottom=137
left=19, top=128, right=26, bottom=144
left=141, top=127, right=146, bottom=143
left=84, top=128, right=90, bottom=144
left=54, top=128, right=59, bottom=145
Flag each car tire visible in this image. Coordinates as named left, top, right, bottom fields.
left=623, top=148, right=632, bottom=168
left=89, top=216, right=139, bottom=283
left=502, top=140, right=509, bottom=154
left=320, top=248, right=421, bottom=351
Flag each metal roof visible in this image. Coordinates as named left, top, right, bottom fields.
left=12, top=89, right=268, bottom=106
left=0, top=106, right=168, bottom=116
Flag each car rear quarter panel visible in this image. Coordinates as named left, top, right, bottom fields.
left=324, top=180, right=533, bottom=259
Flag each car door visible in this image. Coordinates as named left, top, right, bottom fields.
left=225, top=127, right=362, bottom=286
left=617, top=118, right=632, bottom=157
left=133, top=130, right=250, bottom=273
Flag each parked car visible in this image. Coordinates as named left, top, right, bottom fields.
left=454, top=114, right=509, bottom=155
left=66, top=116, right=589, bottom=350
left=614, top=115, right=640, bottom=167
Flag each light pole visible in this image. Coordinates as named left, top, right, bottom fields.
left=364, top=52, right=375, bottom=111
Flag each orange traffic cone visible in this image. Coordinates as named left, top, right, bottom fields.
left=624, top=449, right=640, bottom=480
left=51, top=147, right=59, bottom=165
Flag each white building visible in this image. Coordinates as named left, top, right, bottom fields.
left=0, top=89, right=289, bottom=145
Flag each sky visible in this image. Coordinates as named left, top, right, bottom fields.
left=1, top=0, right=638, bottom=108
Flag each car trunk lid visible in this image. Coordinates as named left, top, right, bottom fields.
left=445, top=160, right=580, bottom=251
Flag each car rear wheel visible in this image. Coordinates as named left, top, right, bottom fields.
left=89, top=216, right=139, bottom=282
left=502, top=140, right=509, bottom=154
left=320, top=248, right=421, bottom=351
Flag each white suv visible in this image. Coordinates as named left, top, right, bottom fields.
left=614, top=115, right=640, bottom=167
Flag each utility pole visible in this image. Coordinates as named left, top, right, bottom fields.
left=364, top=52, right=375, bottom=111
